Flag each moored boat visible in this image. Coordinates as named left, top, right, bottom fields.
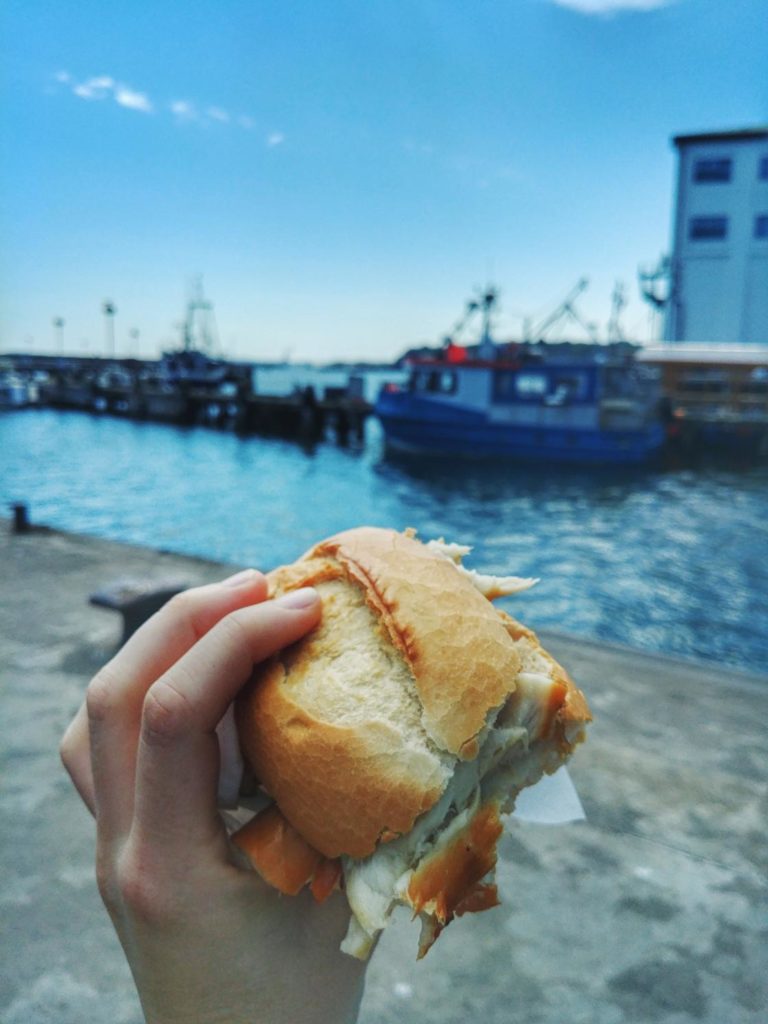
left=376, top=293, right=665, bottom=464
left=0, top=372, right=33, bottom=409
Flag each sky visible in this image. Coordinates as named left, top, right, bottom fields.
left=1, top=0, right=766, bottom=363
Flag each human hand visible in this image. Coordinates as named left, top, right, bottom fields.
left=61, top=570, right=367, bottom=1024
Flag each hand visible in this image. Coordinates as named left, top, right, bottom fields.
left=61, top=570, right=367, bottom=1024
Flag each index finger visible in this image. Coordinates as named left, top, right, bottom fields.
left=63, top=570, right=267, bottom=830
left=132, top=588, right=320, bottom=855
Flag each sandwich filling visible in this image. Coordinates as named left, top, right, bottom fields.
left=339, top=641, right=582, bottom=958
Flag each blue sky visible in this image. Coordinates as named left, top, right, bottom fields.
left=1, top=0, right=766, bottom=362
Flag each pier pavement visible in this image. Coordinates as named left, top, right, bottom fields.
left=1, top=523, right=766, bottom=1024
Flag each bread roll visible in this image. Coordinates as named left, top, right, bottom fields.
left=234, top=527, right=591, bottom=958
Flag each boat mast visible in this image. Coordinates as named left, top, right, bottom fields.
left=182, top=277, right=218, bottom=354
left=477, top=287, right=498, bottom=358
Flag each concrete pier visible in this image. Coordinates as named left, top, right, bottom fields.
left=1, top=523, right=766, bottom=1024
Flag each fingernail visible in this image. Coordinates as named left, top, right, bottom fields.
left=221, top=568, right=259, bottom=588
left=275, top=587, right=318, bottom=609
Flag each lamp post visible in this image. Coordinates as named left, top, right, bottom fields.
left=53, top=316, right=65, bottom=354
left=129, top=327, right=140, bottom=358
left=102, top=300, right=116, bottom=359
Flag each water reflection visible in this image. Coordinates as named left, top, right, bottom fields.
left=2, top=410, right=767, bottom=674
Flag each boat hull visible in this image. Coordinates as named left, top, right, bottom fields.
left=376, top=394, right=665, bottom=464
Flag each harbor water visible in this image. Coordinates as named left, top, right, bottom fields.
left=2, top=408, right=767, bottom=675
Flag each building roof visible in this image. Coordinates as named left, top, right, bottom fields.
left=638, top=343, right=768, bottom=366
left=672, top=127, right=768, bottom=148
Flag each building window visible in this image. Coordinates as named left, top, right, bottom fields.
left=739, top=368, right=768, bottom=396
left=689, top=215, right=728, bottom=241
left=759, top=155, right=768, bottom=181
left=677, top=372, right=728, bottom=394
left=755, top=214, right=768, bottom=239
left=693, top=158, right=732, bottom=183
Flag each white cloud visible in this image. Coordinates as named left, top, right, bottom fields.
left=266, top=132, right=285, bottom=147
left=549, top=0, right=672, bottom=14
left=207, top=106, right=230, bottom=123
left=67, top=74, right=151, bottom=112
left=55, top=72, right=259, bottom=131
left=115, top=86, right=152, bottom=113
left=72, top=75, right=115, bottom=100
left=170, top=99, right=198, bottom=120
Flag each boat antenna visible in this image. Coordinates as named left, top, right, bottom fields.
left=443, top=286, right=499, bottom=355
left=480, top=286, right=497, bottom=347
left=607, top=280, right=627, bottom=342
left=182, top=276, right=219, bottom=354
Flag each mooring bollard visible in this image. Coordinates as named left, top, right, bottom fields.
left=11, top=502, right=29, bottom=533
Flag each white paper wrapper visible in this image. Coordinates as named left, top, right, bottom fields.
left=511, top=766, right=585, bottom=824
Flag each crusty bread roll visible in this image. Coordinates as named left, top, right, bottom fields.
left=234, top=527, right=591, bottom=959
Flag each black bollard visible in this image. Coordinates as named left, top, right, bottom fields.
left=11, top=502, right=29, bottom=533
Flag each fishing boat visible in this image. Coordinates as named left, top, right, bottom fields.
left=375, top=290, right=665, bottom=464
left=0, top=369, right=33, bottom=409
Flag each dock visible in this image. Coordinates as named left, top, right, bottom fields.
left=1, top=522, right=766, bottom=1024
left=4, top=353, right=373, bottom=445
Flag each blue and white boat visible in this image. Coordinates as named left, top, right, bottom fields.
left=0, top=368, right=35, bottom=410
left=376, top=293, right=665, bottom=464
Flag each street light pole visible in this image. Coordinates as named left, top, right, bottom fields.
left=102, top=300, right=116, bottom=359
left=53, top=316, right=65, bottom=353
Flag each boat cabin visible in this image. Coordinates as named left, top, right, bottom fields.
left=404, top=353, right=661, bottom=431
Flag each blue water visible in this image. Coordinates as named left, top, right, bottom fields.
left=2, top=409, right=767, bottom=675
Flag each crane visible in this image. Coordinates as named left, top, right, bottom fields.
left=638, top=255, right=671, bottom=312
left=525, top=278, right=598, bottom=343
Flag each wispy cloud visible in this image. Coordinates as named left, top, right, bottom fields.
left=60, top=72, right=152, bottom=111
left=549, top=0, right=673, bottom=14
left=170, top=99, right=271, bottom=136
left=53, top=71, right=280, bottom=143
left=72, top=75, right=116, bottom=101
left=170, top=99, right=198, bottom=121
left=207, top=106, right=230, bottom=123
left=115, top=86, right=153, bottom=113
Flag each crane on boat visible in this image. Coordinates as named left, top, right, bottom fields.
left=524, top=278, right=599, bottom=344
left=443, top=287, right=499, bottom=358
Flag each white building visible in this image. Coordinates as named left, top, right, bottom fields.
left=664, top=127, right=768, bottom=344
